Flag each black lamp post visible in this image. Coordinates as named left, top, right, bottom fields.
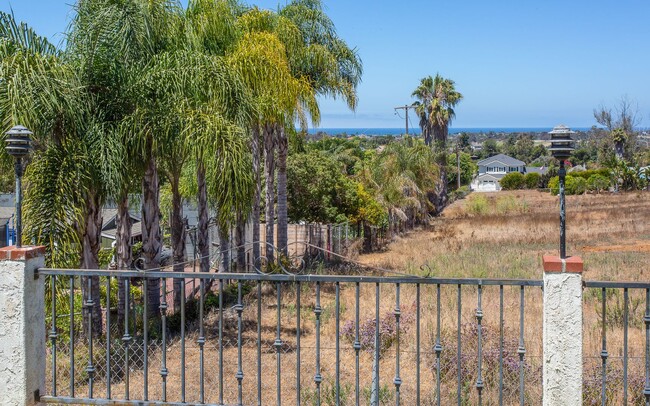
left=548, top=124, right=575, bottom=259
left=5, top=125, right=32, bottom=248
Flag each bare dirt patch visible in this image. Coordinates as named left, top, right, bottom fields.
left=582, top=240, right=650, bottom=253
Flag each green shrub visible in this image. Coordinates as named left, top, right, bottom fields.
left=465, top=194, right=488, bottom=215
left=449, top=185, right=471, bottom=202
left=587, top=174, right=609, bottom=193
left=570, top=177, right=587, bottom=195
left=98, top=248, right=114, bottom=268
left=569, top=168, right=611, bottom=181
left=524, top=172, right=541, bottom=189
left=548, top=176, right=559, bottom=194
left=500, top=172, right=525, bottom=190
left=549, top=175, right=587, bottom=195
left=496, top=195, right=516, bottom=214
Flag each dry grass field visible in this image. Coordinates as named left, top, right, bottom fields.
left=47, top=190, right=650, bottom=405
left=361, top=189, right=650, bottom=281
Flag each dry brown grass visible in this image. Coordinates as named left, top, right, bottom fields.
left=48, top=190, right=650, bottom=405
left=360, top=190, right=649, bottom=280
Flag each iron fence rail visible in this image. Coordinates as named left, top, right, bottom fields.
left=39, top=268, right=544, bottom=406
left=582, top=281, right=650, bottom=406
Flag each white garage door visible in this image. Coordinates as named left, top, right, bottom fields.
left=478, top=181, right=497, bottom=191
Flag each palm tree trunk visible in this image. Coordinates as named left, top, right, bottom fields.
left=197, top=161, right=210, bottom=273
left=276, top=124, right=288, bottom=257
left=81, top=190, right=103, bottom=335
left=220, top=226, right=230, bottom=272
left=433, top=125, right=449, bottom=213
left=423, top=124, right=432, bottom=147
left=252, top=125, right=261, bottom=269
left=235, top=213, right=246, bottom=272
left=116, top=192, right=132, bottom=331
left=170, top=174, right=186, bottom=312
left=263, top=123, right=276, bottom=263
left=142, top=155, right=162, bottom=320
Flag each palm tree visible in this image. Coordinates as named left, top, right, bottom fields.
left=0, top=10, right=109, bottom=333
left=66, top=0, right=178, bottom=325
left=412, top=74, right=462, bottom=213
left=411, top=77, right=434, bottom=146
left=229, top=13, right=320, bottom=263
left=186, top=0, right=253, bottom=274
left=275, top=0, right=362, bottom=256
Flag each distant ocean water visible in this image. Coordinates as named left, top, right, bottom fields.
left=307, top=127, right=591, bottom=136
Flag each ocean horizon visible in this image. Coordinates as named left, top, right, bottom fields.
left=307, top=127, right=592, bottom=136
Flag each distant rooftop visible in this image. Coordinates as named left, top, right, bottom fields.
left=477, top=153, right=526, bottom=167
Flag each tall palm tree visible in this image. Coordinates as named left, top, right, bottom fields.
left=186, top=0, right=252, bottom=274
left=430, top=74, right=462, bottom=212
left=67, top=0, right=176, bottom=325
left=234, top=2, right=362, bottom=259
left=229, top=14, right=319, bottom=263
left=412, top=74, right=462, bottom=213
left=0, top=10, right=109, bottom=333
left=276, top=0, right=362, bottom=256
left=412, top=76, right=434, bottom=146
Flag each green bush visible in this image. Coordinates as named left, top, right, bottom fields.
left=548, top=176, right=559, bottom=194
left=524, top=172, right=541, bottom=189
left=549, top=175, right=587, bottom=195
left=568, top=168, right=611, bottom=181
left=587, top=174, right=609, bottom=193
left=500, top=172, right=525, bottom=190
left=496, top=195, right=516, bottom=214
left=465, top=194, right=488, bottom=216
left=570, top=177, right=587, bottom=195
left=449, top=185, right=471, bottom=203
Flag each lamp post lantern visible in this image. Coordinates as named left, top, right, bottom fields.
left=5, top=125, right=32, bottom=248
left=548, top=124, right=575, bottom=259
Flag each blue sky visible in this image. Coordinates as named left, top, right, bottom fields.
left=3, top=0, right=650, bottom=129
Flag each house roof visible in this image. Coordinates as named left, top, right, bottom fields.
left=526, top=166, right=548, bottom=175
left=101, top=208, right=142, bottom=240
left=0, top=206, right=13, bottom=224
left=477, top=173, right=506, bottom=180
left=101, top=222, right=142, bottom=240
left=0, top=203, right=142, bottom=235
left=477, top=154, right=526, bottom=167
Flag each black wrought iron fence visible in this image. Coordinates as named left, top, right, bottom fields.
left=582, top=281, right=650, bottom=406
left=40, top=264, right=545, bottom=406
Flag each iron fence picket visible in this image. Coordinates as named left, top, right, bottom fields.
left=583, top=281, right=650, bottom=405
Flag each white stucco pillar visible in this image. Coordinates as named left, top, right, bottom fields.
left=0, top=246, right=46, bottom=406
left=542, top=255, right=583, bottom=406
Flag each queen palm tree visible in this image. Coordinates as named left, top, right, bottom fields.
left=186, top=0, right=254, bottom=273
left=66, top=0, right=178, bottom=325
left=276, top=0, right=362, bottom=256
left=0, top=10, right=112, bottom=333
left=234, top=2, right=362, bottom=259
left=229, top=10, right=320, bottom=263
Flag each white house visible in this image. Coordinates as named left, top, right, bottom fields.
left=472, top=154, right=527, bottom=192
